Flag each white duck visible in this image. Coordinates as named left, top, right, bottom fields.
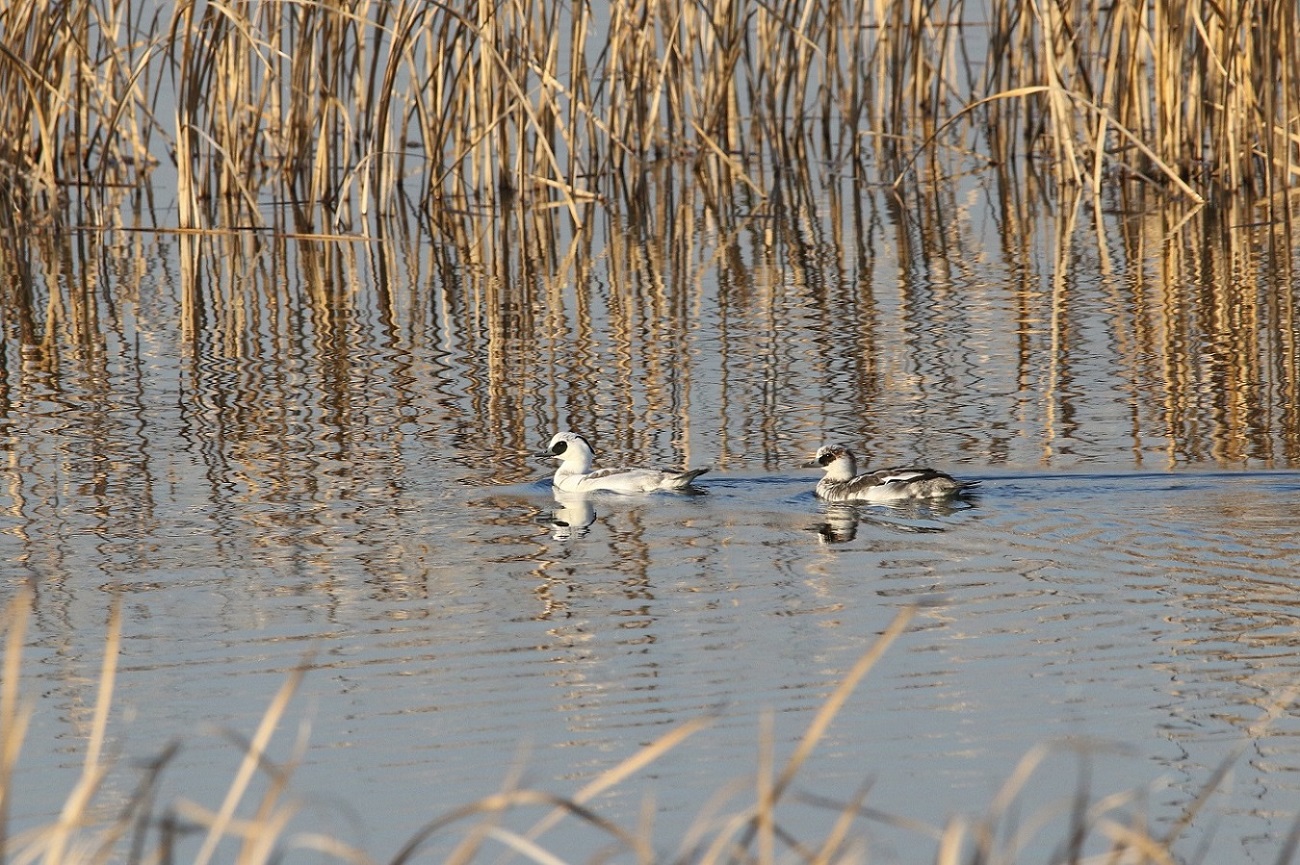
left=804, top=444, right=978, bottom=503
left=540, top=431, right=709, bottom=494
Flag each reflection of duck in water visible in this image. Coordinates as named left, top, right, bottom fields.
left=539, top=431, right=709, bottom=494
left=804, top=445, right=979, bottom=503
left=544, top=491, right=597, bottom=541
left=809, top=499, right=966, bottom=543
left=810, top=504, right=859, bottom=543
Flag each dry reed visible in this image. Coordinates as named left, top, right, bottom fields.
left=0, top=0, right=1296, bottom=233
left=2, top=597, right=1291, bottom=865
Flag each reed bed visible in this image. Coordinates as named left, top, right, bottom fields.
left=0, top=0, right=1296, bottom=232
left=3, top=594, right=1292, bottom=865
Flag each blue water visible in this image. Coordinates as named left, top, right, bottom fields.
left=2, top=196, right=1300, bottom=864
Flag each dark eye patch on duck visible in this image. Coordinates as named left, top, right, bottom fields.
left=551, top=441, right=569, bottom=455
left=818, top=451, right=837, bottom=466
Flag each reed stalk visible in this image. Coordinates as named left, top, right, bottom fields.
left=3, top=601, right=1289, bottom=865
left=1, top=0, right=1295, bottom=231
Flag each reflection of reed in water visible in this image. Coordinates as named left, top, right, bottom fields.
left=1, top=170, right=1299, bottom=522
left=1110, top=193, right=1300, bottom=467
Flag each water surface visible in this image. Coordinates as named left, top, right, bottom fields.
left=3, top=186, right=1299, bottom=863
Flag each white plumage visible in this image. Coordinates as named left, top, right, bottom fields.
left=540, top=431, right=709, bottom=494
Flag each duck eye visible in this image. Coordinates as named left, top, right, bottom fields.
left=818, top=452, right=835, bottom=466
left=551, top=441, right=568, bottom=455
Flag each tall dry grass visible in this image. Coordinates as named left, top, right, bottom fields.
left=3, top=595, right=1294, bottom=865
left=0, top=0, right=1296, bottom=232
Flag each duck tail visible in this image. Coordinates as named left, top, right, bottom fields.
left=671, top=467, right=710, bottom=489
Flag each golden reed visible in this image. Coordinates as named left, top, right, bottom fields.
left=7, top=597, right=1274, bottom=865
left=0, top=0, right=1295, bottom=231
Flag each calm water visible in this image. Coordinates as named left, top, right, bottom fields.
left=3, top=179, right=1300, bottom=863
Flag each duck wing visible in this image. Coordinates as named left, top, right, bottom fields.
left=827, top=467, right=952, bottom=498
left=583, top=465, right=709, bottom=492
left=585, top=466, right=648, bottom=481
left=872, top=466, right=952, bottom=486
left=871, top=466, right=979, bottom=497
